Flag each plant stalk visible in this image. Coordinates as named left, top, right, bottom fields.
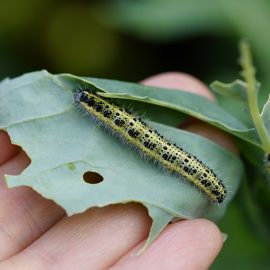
left=239, top=40, right=270, bottom=154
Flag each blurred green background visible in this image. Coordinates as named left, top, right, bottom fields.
left=1, top=0, right=270, bottom=269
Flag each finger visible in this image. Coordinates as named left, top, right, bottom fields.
left=0, top=150, right=65, bottom=261
left=110, top=219, right=223, bottom=270
left=0, top=131, right=20, bottom=165
left=1, top=203, right=151, bottom=270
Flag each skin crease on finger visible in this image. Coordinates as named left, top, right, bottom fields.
left=0, top=72, right=232, bottom=270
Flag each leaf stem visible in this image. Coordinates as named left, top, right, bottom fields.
left=239, top=40, right=270, bottom=154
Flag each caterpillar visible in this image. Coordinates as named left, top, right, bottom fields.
left=74, top=87, right=226, bottom=203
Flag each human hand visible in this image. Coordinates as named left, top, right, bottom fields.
left=0, top=72, right=235, bottom=270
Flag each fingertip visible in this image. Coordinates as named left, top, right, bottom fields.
left=180, top=219, right=224, bottom=269
left=165, top=219, right=224, bottom=267
left=189, top=218, right=224, bottom=252
left=141, top=72, right=216, bottom=101
left=111, top=218, right=223, bottom=270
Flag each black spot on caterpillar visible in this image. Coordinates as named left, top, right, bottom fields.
left=74, top=87, right=226, bottom=203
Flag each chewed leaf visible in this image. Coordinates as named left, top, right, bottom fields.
left=0, top=71, right=244, bottom=247
left=140, top=205, right=173, bottom=253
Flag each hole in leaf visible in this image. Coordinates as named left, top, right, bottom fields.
left=83, top=171, right=103, bottom=184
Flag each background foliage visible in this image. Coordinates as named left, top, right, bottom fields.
left=1, top=0, right=270, bottom=269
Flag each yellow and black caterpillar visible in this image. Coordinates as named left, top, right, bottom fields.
left=74, top=87, right=226, bottom=203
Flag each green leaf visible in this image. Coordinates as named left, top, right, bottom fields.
left=261, top=95, right=270, bottom=137
left=261, top=95, right=270, bottom=177
left=210, top=80, right=261, bottom=102
left=0, top=71, right=244, bottom=247
left=210, top=79, right=259, bottom=131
